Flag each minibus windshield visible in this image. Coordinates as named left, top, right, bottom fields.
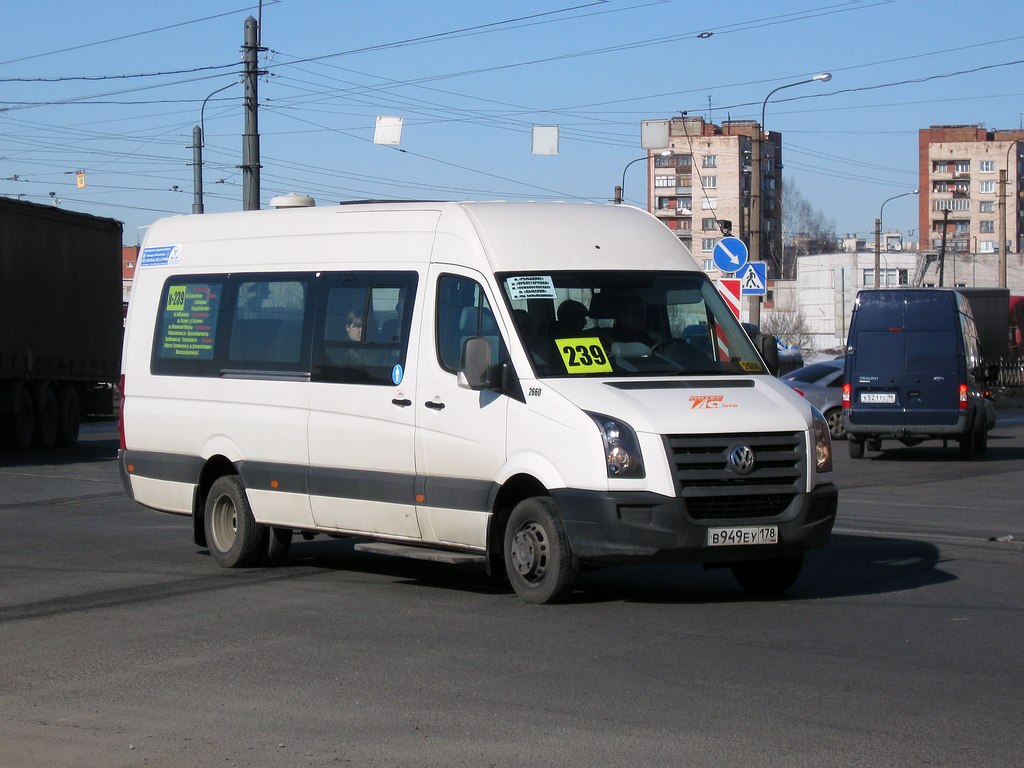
left=498, top=271, right=768, bottom=378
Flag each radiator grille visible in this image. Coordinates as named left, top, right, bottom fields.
left=664, top=431, right=806, bottom=521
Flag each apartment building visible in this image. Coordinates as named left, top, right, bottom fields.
left=646, top=116, right=784, bottom=278
left=919, top=125, right=1024, bottom=257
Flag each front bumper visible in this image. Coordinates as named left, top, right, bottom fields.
left=551, top=483, right=838, bottom=564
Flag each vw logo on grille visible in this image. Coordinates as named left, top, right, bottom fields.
left=726, top=444, right=756, bottom=475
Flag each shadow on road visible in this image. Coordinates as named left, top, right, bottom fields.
left=266, top=530, right=952, bottom=605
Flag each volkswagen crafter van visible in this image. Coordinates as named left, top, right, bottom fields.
left=843, top=288, right=990, bottom=459
left=119, top=201, right=837, bottom=603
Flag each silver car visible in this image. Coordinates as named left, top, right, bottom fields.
left=781, top=358, right=846, bottom=439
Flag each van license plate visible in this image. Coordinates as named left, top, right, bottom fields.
left=861, top=392, right=896, bottom=404
left=706, top=526, right=778, bottom=547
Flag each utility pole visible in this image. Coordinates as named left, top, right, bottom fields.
left=998, top=167, right=1007, bottom=289
left=191, top=125, right=204, bottom=214
left=938, top=207, right=950, bottom=287
left=873, top=217, right=881, bottom=289
left=749, top=129, right=762, bottom=326
left=241, top=16, right=263, bottom=211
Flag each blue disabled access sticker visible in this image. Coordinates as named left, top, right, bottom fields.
left=392, top=364, right=404, bottom=385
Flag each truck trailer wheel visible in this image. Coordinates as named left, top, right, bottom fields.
left=204, top=475, right=269, bottom=568
left=32, top=383, right=58, bottom=449
left=2, top=383, right=35, bottom=451
left=56, top=385, right=81, bottom=447
left=504, top=497, right=579, bottom=604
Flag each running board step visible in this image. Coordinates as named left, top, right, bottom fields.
left=353, top=542, right=486, bottom=565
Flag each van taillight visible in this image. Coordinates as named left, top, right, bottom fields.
left=959, top=383, right=968, bottom=410
left=842, top=382, right=851, bottom=410
left=118, top=375, right=126, bottom=450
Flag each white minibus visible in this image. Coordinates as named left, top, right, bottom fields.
left=119, top=201, right=837, bottom=603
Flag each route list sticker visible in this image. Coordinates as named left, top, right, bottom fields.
left=159, top=283, right=221, bottom=360
left=506, top=275, right=557, bottom=300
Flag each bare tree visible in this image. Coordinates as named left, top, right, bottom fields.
left=783, top=178, right=837, bottom=264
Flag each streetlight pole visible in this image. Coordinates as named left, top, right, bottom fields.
left=750, top=72, right=831, bottom=325
left=874, top=189, right=918, bottom=288
left=998, top=139, right=1018, bottom=289
left=615, top=156, right=649, bottom=205
left=615, top=150, right=670, bottom=205
left=193, top=81, right=238, bottom=214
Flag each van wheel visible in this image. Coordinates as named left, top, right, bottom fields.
left=975, top=417, right=988, bottom=455
left=204, top=475, right=269, bottom=567
left=848, top=438, right=865, bottom=459
left=731, top=555, right=804, bottom=597
left=959, top=419, right=977, bottom=460
left=504, top=497, right=579, bottom=604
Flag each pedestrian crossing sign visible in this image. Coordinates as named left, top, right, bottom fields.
left=739, top=262, right=767, bottom=295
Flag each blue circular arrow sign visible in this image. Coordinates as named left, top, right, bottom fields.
left=712, top=236, right=749, bottom=274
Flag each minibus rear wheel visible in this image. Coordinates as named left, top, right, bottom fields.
left=504, top=497, right=579, bottom=605
left=204, top=475, right=269, bottom=568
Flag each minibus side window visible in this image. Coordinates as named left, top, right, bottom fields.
left=313, top=271, right=418, bottom=385
left=227, top=277, right=312, bottom=370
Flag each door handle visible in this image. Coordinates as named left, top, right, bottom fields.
left=391, top=398, right=412, bottom=407
left=424, top=401, right=446, bottom=410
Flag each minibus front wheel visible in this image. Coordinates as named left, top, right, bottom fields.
left=504, top=497, right=579, bottom=605
left=204, top=475, right=269, bottom=568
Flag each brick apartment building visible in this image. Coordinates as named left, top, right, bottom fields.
left=919, top=125, right=1024, bottom=257
left=645, top=116, right=784, bottom=279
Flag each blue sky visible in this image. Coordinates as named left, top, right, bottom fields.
left=2, top=0, right=1023, bottom=244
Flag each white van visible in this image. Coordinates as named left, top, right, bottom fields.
left=119, top=201, right=837, bottom=603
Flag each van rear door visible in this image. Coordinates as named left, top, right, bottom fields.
left=902, top=295, right=960, bottom=426
left=848, top=291, right=906, bottom=428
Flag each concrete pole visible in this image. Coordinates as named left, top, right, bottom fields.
left=192, top=125, right=204, bottom=214
left=873, top=217, right=881, bottom=289
left=998, top=168, right=1007, bottom=289
left=241, top=16, right=261, bottom=211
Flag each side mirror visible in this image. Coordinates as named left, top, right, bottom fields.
left=458, top=336, right=494, bottom=390
left=755, top=333, right=780, bottom=376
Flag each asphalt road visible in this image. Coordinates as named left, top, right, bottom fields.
left=1, top=419, right=1022, bottom=768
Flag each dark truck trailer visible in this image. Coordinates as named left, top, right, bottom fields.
left=0, top=197, right=123, bottom=450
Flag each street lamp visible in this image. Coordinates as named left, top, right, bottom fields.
left=193, top=81, right=239, bottom=214
left=874, top=189, right=918, bottom=288
left=615, top=150, right=671, bottom=205
left=750, top=72, right=831, bottom=325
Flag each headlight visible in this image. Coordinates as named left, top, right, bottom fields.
left=812, top=409, right=833, bottom=473
left=586, top=412, right=645, bottom=479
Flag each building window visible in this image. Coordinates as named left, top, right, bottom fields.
left=980, top=240, right=996, bottom=253
left=980, top=180, right=995, bottom=193
left=980, top=201, right=995, bottom=213
left=702, top=176, right=717, bottom=189
left=701, top=258, right=714, bottom=271
left=701, top=238, right=716, bottom=252
left=934, top=199, right=970, bottom=211
left=980, top=160, right=995, bottom=173
left=701, top=197, right=717, bottom=210
left=980, top=220, right=995, bottom=233
left=954, top=160, right=970, bottom=174
left=654, top=175, right=676, bottom=188
left=655, top=155, right=672, bottom=168
left=863, top=268, right=909, bottom=287
left=701, top=217, right=717, bottom=230
left=702, top=155, right=717, bottom=168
